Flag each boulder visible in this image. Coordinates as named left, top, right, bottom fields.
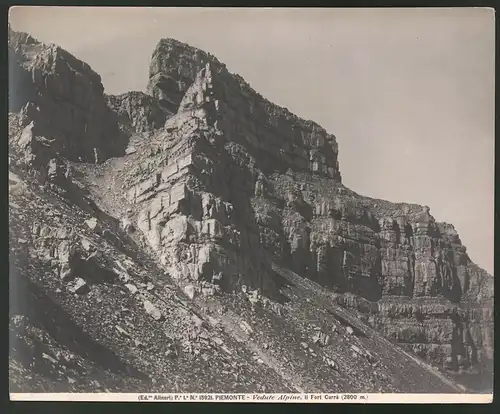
left=69, top=278, right=88, bottom=294
left=125, top=284, right=138, bottom=294
left=143, top=300, right=162, bottom=321
left=183, top=284, right=196, bottom=300
left=85, top=218, right=100, bottom=232
left=239, top=321, right=254, bottom=335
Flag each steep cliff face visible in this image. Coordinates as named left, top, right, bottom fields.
left=123, top=42, right=342, bottom=298
left=147, top=39, right=341, bottom=181
left=120, top=64, right=277, bottom=297
left=142, top=39, right=493, bottom=383
left=9, top=31, right=493, bottom=393
left=104, top=91, right=172, bottom=136
left=8, top=28, right=128, bottom=166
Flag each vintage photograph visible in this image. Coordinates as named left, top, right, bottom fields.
left=8, top=7, right=494, bottom=399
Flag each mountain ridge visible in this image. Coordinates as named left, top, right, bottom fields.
left=8, top=28, right=493, bottom=393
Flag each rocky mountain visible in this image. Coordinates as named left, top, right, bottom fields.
left=8, top=28, right=493, bottom=394
left=104, top=91, right=171, bottom=136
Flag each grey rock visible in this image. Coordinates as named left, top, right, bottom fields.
left=105, top=91, right=171, bottom=135
left=324, top=356, right=336, bottom=369
left=312, top=331, right=331, bottom=347
left=115, top=325, right=131, bottom=337
left=69, top=278, right=88, bottom=294
left=85, top=218, right=100, bottom=232
left=183, top=285, right=196, bottom=300
left=59, top=263, right=72, bottom=281
left=143, top=300, right=162, bottom=321
left=239, top=321, right=254, bottom=335
left=125, top=284, right=138, bottom=294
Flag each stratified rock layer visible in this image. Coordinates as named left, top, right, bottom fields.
left=141, top=38, right=493, bottom=379
left=124, top=63, right=277, bottom=296
left=147, top=39, right=341, bottom=181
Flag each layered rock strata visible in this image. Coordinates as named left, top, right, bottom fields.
left=8, top=27, right=493, bottom=389
left=138, top=38, right=493, bottom=378
left=123, top=63, right=277, bottom=296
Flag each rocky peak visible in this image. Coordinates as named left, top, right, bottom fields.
left=9, top=32, right=493, bottom=393
left=9, top=28, right=127, bottom=170
left=8, top=25, right=38, bottom=50
left=148, top=39, right=341, bottom=181
left=147, top=38, right=215, bottom=113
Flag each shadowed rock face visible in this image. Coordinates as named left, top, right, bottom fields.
left=8, top=31, right=493, bottom=392
left=104, top=91, right=172, bottom=136
left=8, top=27, right=128, bottom=165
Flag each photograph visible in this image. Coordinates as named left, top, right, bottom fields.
left=8, top=6, right=494, bottom=402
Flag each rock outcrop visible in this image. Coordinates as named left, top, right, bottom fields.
left=147, top=39, right=341, bottom=181
left=141, top=38, right=493, bottom=382
left=104, top=91, right=172, bottom=136
left=9, top=30, right=493, bottom=393
left=123, top=63, right=276, bottom=297
left=8, top=27, right=128, bottom=169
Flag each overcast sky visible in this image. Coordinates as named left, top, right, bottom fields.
left=9, top=7, right=495, bottom=274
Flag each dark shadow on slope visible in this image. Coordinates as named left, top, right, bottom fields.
left=324, top=305, right=367, bottom=338
left=266, top=269, right=294, bottom=305
left=273, top=263, right=369, bottom=338
left=10, top=322, right=88, bottom=384
left=72, top=254, right=119, bottom=286
left=349, top=275, right=383, bottom=302
left=8, top=49, right=37, bottom=112
left=452, top=366, right=493, bottom=393
left=9, top=269, right=149, bottom=381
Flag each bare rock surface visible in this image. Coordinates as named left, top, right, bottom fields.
left=104, top=91, right=172, bottom=136
left=8, top=27, right=128, bottom=166
left=8, top=30, right=492, bottom=393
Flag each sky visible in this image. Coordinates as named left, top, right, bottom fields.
left=9, top=7, right=495, bottom=274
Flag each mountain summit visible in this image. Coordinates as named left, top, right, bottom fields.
left=9, top=30, right=493, bottom=393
